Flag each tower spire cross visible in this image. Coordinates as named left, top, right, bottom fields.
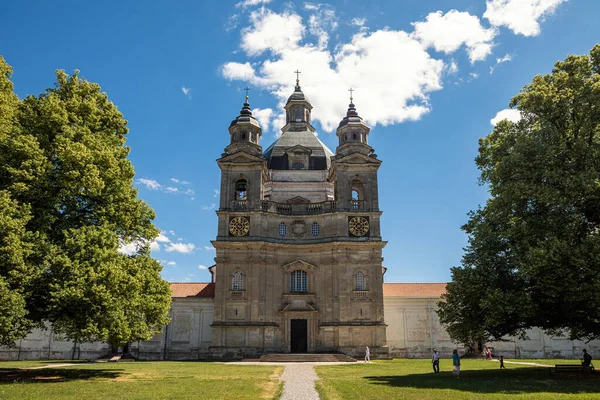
left=294, top=69, right=301, bottom=83
left=244, top=87, right=250, bottom=102
left=348, top=87, right=354, bottom=102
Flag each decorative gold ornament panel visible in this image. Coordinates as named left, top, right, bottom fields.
left=348, top=216, right=369, bottom=237
left=229, top=216, right=250, bottom=237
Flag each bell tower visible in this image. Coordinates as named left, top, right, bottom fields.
left=217, top=89, right=266, bottom=212
left=332, top=91, right=381, bottom=217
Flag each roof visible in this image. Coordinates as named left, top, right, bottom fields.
left=168, top=282, right=447, bottom=298
left=263, top=129, right=334, bottom=168
left=382, top=283, right=447, bottom=298
left=170, top=282, right=215, bottom=298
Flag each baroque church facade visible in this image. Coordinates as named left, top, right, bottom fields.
left=2, top=82, right=599, bottom=361
left=210, top=79, right=387, bottom=358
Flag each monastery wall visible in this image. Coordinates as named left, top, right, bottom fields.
left=2, top=295, right=599, bottom=360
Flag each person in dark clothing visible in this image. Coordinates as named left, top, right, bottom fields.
left=500, top=355, right=506, bottom=369
left=582, top=349, right=592, bottom=367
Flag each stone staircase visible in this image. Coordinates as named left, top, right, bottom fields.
left=257, top=353, right=357, bottom=363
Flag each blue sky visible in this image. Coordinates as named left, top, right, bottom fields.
left=1, top=0, right=599, bottom=283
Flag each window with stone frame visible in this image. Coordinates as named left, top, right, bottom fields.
left=354, top=271, right=366, bottom=291
left=290, top=270, right=308, bottom=292
left=311, top=222, right=320, bottom=237
left=279, top=222, right=287, bottom=237
left=232, top=271, right=243, bottom=291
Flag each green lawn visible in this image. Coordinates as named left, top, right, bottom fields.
left=315, top=359, right=599, bottom=400
left=0, top=361, right=283, bottom=400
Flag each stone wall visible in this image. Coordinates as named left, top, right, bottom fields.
left=3, top=295, right=599, bottom=360
left=384, top=296, right=600, bottom=359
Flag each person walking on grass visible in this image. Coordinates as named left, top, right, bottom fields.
left=365, top=346, right=371, bottom=363
left=500, top=355, right=506, bottom=369
left=432, top=349, right=440, bottom=373
left=452, top=349, right=461, bottom=378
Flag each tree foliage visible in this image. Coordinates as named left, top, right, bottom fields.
left=438, top=45, right=600, bottom=344
left=0, top=57, right=171, bottom=346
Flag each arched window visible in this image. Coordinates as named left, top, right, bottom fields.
left=241, top=131, right=247, bottom=140
left=290, top=270, right=308, bottom=292
left=235, top=179, right=247, bottom=200
left=311, top=222, right=319, bottom=237
left=352, top=132, right=357, bottom=140
left=292, top=162, right=304, bottom=170
left=279, top=222, right=287, bottom=237
left=351, top=179, right=365, bottom=210
left=232, top=271, right=243, bottom=290
left=355, top=272, right=366, bottom=291
left=295, top=108, right=302, bottom=122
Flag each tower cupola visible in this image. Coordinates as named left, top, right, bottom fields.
left=335, top=89, right=372, bottom=157
left=282, top=70, right=314, bottom=134
left=226, top=88, right=262, bottom=156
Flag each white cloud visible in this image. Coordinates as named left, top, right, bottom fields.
left=156, top=233, right=171, bottom=243
left=484, top=0, right=567, bottom=36
left=253, top=108, right=274, bottom=130
left=165, top=242, right=196, bottom=254
left=137, top=178, right=161, bottom=190
left=411, top=10, right=496, bottom=63
left=225, top=10, right=445, bottom=132
left=170, top=178, right=191, bottom=185
left=351, top=17, right=366, bottom=27
left=183, top=277, right=191, bottom=282
left=169, top=230, right=176, bottom=236
left=491, top=108, right=522, bottom=125
left=241, top=8, right=305, bottom=56
left=118, top=238, right=161, bottom=255
left=306, top=4, right=338, bottom=48
left=213, top=189, right=220, bottom=198
left=165, top=187, right=179, bottom=194
left=225, top=14, right=241, bottom=32
left=167, top=261, right=177, bottom=266
left=198, top=264, right=209, bottom=270
left=181, top=87, right=192, bottom=99
left=204, top=245, right=216, bottom=251
left=236, top=0, right=273, bottom=8
left=447, top=60, right=459, bottom=75
left=221, top=62, right=257, bottom=81
left=202, top=203, right=217, bottom=211
left=118, top=242, right=139, bottom=255
left=490, top=53, right=513, bottom=74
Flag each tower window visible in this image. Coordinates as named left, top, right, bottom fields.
left=232, top=271, right=243, bottom=291
left=279, top=222, right=287, bottom=237
left=290, top=270, right=308, bottom=292
left=235, top=179, right=248, bottom=200
left=241, top=131, right=247, bottom=140
left=355, top=272, right=366, bottom=291
left=352, top=132, right=357, bottom=140
left=295, top=108, right=302, bottom=122
left=292, top=162, right=304, bottom=170
left=312, top=222, right=319, bottom=237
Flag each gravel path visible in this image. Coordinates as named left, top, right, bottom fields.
left=280, top=363, right=320, bottom=400
left=226, top=361, right=354, bottom=400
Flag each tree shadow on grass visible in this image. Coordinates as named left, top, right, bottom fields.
left=0, top=367, right=123, bottom=384
left=365, top=367, right=600, bottom=395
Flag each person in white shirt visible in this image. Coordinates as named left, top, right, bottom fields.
left=365, top=346, right=371, bottom=363
left=432, top=349, right=440, bottom=373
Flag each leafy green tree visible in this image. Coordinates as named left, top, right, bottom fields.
left=438, top=45, right=600, bottom=344
left=0, top=57, right=171, bottom=347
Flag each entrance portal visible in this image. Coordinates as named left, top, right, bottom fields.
left=290, top=319, right=307, bottom=353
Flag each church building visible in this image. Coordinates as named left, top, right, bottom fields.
left=2, top=79, right=599, bottom=361
left=210, top=78, right=387, bottom=358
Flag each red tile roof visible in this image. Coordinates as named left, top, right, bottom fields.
left=169, top=282, right=447, bottom=298
left=383, top=283, right=447, bottom=298
left=170, top=282, right=215, bottom=298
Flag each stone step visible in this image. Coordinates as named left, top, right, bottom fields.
left=258, top=353, right=357, bottom=363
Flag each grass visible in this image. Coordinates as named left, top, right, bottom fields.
left=0, top=361, right=284, bottom=400
left=315, top=359, right=599, bottom=400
